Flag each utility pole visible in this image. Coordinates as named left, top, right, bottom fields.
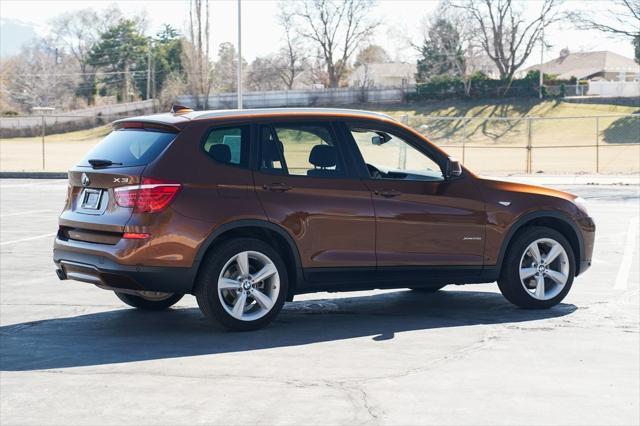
left=146, top=40, right=152, bottom=100
left=539, top=18, right=544, bottom=99
left=123, top=63, right=130, bottom=102
left=237, top=0, right=243, bottom=109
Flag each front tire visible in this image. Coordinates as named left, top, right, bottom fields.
left=195, top=238, right=288, bottom=331
left=498, top=226, right=575, bottom=309
left=115, top=291, right=183, bottom=310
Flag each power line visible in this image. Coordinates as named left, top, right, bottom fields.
left=4, top=70, right=153, bottom=77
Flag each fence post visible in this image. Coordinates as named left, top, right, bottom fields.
left=526, top=117, right=532, bottom=174
left=595, top=116, right=600, bottom=173
left=400, top=114, right=408, bottom=169
left=41, top=114, right=45, bottom=170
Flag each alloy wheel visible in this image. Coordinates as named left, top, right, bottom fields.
left=519, top=238, right=569, bottom=301
left=217, top=250, right=280, bottom=321
left=137, top=291, right=175, bottom=301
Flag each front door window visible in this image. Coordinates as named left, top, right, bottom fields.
left=348, top=125, right=444, bottom=181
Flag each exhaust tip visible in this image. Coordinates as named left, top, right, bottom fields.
left=55, top=268, right=67, bottom=280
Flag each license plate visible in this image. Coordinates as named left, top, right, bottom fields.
left=80, top=188, right=103, bottom=210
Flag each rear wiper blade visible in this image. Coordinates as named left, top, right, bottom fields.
left=88, top=159, right=123, bottom=168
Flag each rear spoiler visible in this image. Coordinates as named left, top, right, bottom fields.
left=112, top=120, right=180, bottom=133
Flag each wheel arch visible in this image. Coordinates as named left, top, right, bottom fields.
left=193, top=219, right=302, bottom=300
left=497, top=211, right=584, bottom=276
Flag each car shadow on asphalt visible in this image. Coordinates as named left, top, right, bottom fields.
left=0, top=289, right=576, bottom=371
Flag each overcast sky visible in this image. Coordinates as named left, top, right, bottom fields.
left=0, top=0, right=636, bottom=67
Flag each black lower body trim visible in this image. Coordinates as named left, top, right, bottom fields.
left=299, top=265, right=499, bottom=294
left=53, top=249, right=196, bottom=294
left=578, top=260, right=592, bottom=275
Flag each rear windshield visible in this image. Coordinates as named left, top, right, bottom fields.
left=78, top=129, right=177, bottom=168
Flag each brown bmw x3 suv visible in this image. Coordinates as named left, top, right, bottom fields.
left=54, top=107, right=595, bottom=330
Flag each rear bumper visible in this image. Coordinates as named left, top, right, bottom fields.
left=53, top=246, right=196, bottom=294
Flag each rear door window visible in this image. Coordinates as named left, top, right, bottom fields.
left=202, top=126, right=249, bottom=167
left=259, top=123, right=346, bottom=178
left=78, top=129, right=177, bottom=168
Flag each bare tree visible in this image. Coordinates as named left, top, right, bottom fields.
left=4, top=40, right=77, bottom=110
left=354, top=44, right=390, bottom=67
left=246, top=56, right=286, bottom=91
left=213, top=42, right=247, bottom=93
left=158, top=73, right=188, bottom=109
left=567, top=0, right=640, bottom=63
left=284, top=0, right=379, bottom=88
left=183, top=0, right=212, bottom=108
left=276, top=6, right=306, bottom=89
left=49, top=6, right=123, bottom=105
left=453, top=0, right=558, bottom=84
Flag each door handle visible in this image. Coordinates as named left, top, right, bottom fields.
left=263, top=183, right=293, bottom=192
left=374, top=189, right=401, bottom=198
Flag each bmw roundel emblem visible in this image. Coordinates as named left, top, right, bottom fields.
left=81, top=173, right=90, bottom=187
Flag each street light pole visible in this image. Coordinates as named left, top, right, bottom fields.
left=237, top=0, right=243, bottom=110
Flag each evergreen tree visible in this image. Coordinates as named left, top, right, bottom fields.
left=151, top=25, right=184, bottom=97
left=87, top=19, right=147, bottom=102
left=416, top=19, right=464, bottom=83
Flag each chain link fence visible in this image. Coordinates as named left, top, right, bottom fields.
left=404, top=114, right=640, bottom=174
left=1, top=112, right=638, bottom=175
left=0, top=113, right=133, bottom=173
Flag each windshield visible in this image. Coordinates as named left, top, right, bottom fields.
left=78, top=129, right=177, bottom=168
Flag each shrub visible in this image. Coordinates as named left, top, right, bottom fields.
left=407, top=71, right=554, bottom=102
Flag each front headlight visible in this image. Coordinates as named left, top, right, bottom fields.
left=573, top=196, right=589, bottom=214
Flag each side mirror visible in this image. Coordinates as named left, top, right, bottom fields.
left=372, top=131, right=391, bottom=145
left=445, top=157, right=463, bottom=179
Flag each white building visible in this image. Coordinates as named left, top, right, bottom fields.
left=348, top=62, right=417, bottom=88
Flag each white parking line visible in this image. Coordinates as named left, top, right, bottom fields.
left=614, top=216, right=639, bottom=290
left=0, top=233, right=56, bottom=247
left=0, top=181, right=67, bottom=189
left=0, top=209, right=55, bottom=218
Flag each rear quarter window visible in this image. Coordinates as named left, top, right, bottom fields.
left=78, top=129, right=177, bottom=168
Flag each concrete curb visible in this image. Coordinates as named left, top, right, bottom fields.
left=0, top=172, right=68, bottom=179
left=491, top=174, right=640, bottom=186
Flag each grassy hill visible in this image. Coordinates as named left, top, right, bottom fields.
left=367, top=100, right=639, bottom=148
left=374, top=99, right=638, bottom=120
left=368, top=99, right=639, bottom=174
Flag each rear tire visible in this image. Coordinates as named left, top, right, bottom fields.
left=498, top=226, right=575, bottom=309
left=115, top=291, right=183, bottom=310
left=195, top=238, right=288, bottom=331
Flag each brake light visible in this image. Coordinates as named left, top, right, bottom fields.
left=114, top=178, right=182, bottom=213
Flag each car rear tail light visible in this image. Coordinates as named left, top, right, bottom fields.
left=114, top=178, right=182, bottom=213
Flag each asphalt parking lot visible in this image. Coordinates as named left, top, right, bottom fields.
left=1, top=178, right=638, bottom=425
